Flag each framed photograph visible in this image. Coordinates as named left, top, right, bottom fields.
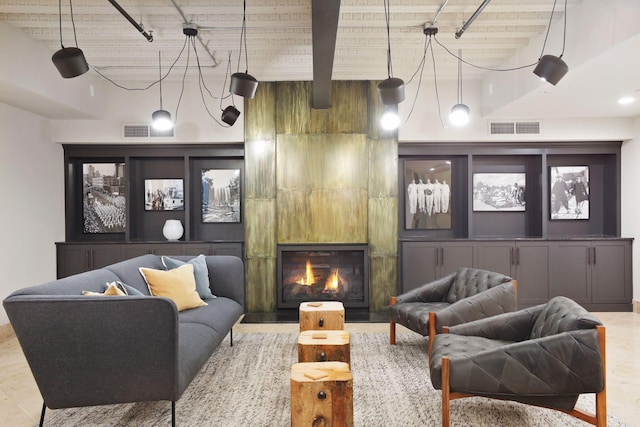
left=473, top=173, right=526, bottom=212
left=550, top=166, right=589, bottom=220
left=201, top=169, right=241, bottom=223
left=82, top=162, right=126, bottom=233
left=404, top=160, right=452, bottom=230
left=144, top=179, right=184, bottom=211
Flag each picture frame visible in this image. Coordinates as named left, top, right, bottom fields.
left=473, top=173, right=526, bottom=212
left=144, top=179, right=184, bottom=211
left=404, top=159, right=452, bottom=230
left=82, top=162, right=126, bottom=234
left=549, top=166, right=589, bottom=220
left=201, top=169, right=241, bottom=223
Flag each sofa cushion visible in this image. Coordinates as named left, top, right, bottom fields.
left=139, top=264, right=207, bottom=311
left=530, top=296, right=601, bottom=339
left=162, top=255, right=214, bottom=300
left=446, top=268, right=511, bottom=304
left=112, top=280, right=144, bottom=296
left=104, top=254, right=166, bottom=296
left=82, top=283, right=126, bottom=297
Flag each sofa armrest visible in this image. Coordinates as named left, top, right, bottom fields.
left=447, top=304, right=544, bottom=341
left=206, top=256, right=245, bottom=308
left=433, top=282, right=518, bottom=333
left=4, top=295, right=180, bottom=409
left=395, top=273, right=455, bottom=304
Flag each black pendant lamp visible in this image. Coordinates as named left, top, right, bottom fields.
left=151, top=52, right=173, bottom=131
left=533, top=54, right=568, bottom=86
left=377, top=0, right=405, bottom=106
left=230, top=0, right=258, bottom=99
left=52, top=0, right=88, bottom=78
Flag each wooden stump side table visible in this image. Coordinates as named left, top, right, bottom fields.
left=299, top=301, right=345, bottom=332
left=298, top=330, right=351, bottom=365
left=290, top=361, right=353, bottom=427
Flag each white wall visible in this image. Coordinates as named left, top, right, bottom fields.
left=0, top=103, right=64, bottom=324
left=621, top=117, right=640, bottom=306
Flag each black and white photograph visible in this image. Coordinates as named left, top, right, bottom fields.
left=405, top=160, right=452, bottom=230
left=550, top=166, right=589, bottom=220
left=201, top=169, right=241, bottom=223
left=144, top=179, right=184, bottom=211
left=82, top=163, right=126, bottom=234
left=473, top=173, right=526, bottom=212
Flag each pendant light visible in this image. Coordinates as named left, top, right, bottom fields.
left=151, top=52, right=173, bottom=131
left=377, top=0, right=405, bottom=106
left=533, top=0, right=569, bottom=85
left=51, top=0, right=88, bottom=78
left=221, top=52, right=241, bottom=126
left=230, top=0, right=258, bottom=99
left=449, top=50, right=470, bottom=127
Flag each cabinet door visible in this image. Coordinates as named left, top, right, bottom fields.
left=149, top=244, right=183, bottom=256
left=401, top=242, right=439, bottom=293
left=183, top=243, right=215, bottom=256
left=476, top=241, right=515, bottom=278
left=548, top=241, right=591, bottom=304
left=122, top=245, right=153, bottom=260
left=591, top=241, right=631, bottom=303
left=210, top=243, right=243, bottom=258
left=90, top=245, right=124, bottom=269
left=514, top=242, right=549, bottom=307
left=57, top=245, right=90, bottom=278
left=440, top=242, right=475, bottom=277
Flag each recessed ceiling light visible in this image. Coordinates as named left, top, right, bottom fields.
left=618, top=96, right=635, bottom=105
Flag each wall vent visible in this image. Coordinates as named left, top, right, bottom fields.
left=489, top=121, right=541, bottom=135
left=123, top=124, right=174, bottom=138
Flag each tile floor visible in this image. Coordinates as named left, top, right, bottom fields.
left=1, top=313, right=639, bottom=426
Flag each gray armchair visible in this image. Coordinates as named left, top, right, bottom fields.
left=429, top=296, right=606, bottom=427
left=387, top=267, right=517, bottom=353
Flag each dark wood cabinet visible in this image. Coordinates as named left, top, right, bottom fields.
left=56, top=242, right=243, bottom=278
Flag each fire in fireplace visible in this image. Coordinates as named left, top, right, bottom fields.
left=277, top=244, right=369, bottom=309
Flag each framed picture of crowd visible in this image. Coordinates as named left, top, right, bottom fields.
left=549, top=166, right=589, bottom=220
left=472, top=173, right=526, bottom=212
left=404, top=160, right=452, bottom=230
left=144, top=179, right=184, bottom=211
left=82, top=162, right=126, bottom=234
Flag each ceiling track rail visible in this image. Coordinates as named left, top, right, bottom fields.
left=107, top=0, right=153, bottom=42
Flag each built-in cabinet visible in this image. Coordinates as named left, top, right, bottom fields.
left=398, top=141, right=632, bottom=312
left=58, top=144, right=245, bottom=279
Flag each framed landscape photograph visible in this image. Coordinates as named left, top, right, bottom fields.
left=144, top=179, right=184, bottom=211
left=404, top=159, right=452, bottom=230
left=550, top=166, right=589, bottom=220
left=201, top=169, right=241, bottom=223
left=82, top=162, right=126, bottom=234
left=473, top=173, right=526, bottom=212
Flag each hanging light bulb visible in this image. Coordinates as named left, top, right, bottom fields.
left=151, top=51, right=173, bottom=131
left=51, top=0, right=88, bottom=78
left=230, top=0, right=258, bottom=99
left=449, top=50, right=471, bottom=127
left=381, top=109, right=401, bottom=131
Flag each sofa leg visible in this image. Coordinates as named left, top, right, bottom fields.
left=230, top=329, right=234, bottom=347
left=39, top=402, right=46, bottom=427
left=171, top=401, right=175, bottom=427
left=389, top=296, right=396, bottom=345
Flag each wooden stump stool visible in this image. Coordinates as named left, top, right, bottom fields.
left=290, top=361, right=353, bottom=427
left=299, top=301, right=344, bottom=332
left=298, top=330, right=350, bottom=365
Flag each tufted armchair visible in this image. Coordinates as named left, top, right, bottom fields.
left=387, top=267, right=517, bottom=353
left=429, top=296, right=606, bottom=427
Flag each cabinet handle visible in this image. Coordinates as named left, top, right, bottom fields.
left=435, top=248, right=439, bottom=266
left=510, top=247, right=514, bottom=265
left=587, top=247, right=591, bottom=264
left=592, top=247, right=596, bottom=265
left=440, top=248, right=444, bottom=266
left=516, top=248, right=520, bottom=266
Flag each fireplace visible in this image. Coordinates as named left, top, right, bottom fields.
left=277, top=244, right=369, bottom=309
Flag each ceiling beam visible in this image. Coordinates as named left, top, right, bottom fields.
left=311, top=0, right=341, bottom=109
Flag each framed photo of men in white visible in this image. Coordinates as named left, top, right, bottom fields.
left=549, top=166, right=589, bottom=220
left=404, top=160, right=452, bottom=230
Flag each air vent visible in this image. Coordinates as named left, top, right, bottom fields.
left=123, top=124, right=174, bottom=138
left=489, top=121, right=541, bottom=135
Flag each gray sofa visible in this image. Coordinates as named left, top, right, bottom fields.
left=3, top=254, right=245, bottom=426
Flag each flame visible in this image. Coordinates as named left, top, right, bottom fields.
left=297, top=259, right=315, bottom=286
left=324, top=268, right=340, bottom=291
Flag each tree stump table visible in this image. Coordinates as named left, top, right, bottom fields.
left=298, top=330, right=351, bottom=365
left=290, top=361, right=353, bottom=427
left=299, top=301, right=345, bottom=332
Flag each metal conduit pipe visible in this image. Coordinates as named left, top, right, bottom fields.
left=107, top=0, right=153, bottom=42
left=455, top=0, right=492, bottom=39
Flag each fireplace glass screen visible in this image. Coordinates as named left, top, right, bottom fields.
left=278, top=245, right=368, bottom=309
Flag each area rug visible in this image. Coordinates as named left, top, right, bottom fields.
left=44, top=332, right=628, bottom=426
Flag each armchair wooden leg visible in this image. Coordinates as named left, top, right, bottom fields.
left=596, top=325, right=606, bottom=427
left=389, top=296, right=397, bottom=345
left=428, top=311, right=436, bottom=356
left=441, top=357, right=451, bottom=427
left=39, top=402, right=46, bottom=427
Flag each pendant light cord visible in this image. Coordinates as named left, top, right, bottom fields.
left=69, top=0, right=79, bottom=47
left=539, top=0, right=560, bottom=60
left=383, top=0, right=392, bottom=78
left=58, top=0, right=63, bottom=47
left=237, top=0, right=249, bottom=73
left=158, top=51, right=163, bottom=109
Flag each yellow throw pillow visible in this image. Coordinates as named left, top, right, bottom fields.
left=138, top=264, right=207, bottom=311
left=82, top=283, right=126, bottom=297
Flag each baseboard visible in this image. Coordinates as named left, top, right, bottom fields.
left=0, top=323, right=14, bottom=341
left=634, top=300, right=640, bottom=314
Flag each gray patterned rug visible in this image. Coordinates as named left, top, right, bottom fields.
left=43, top=332, right=627, bottom=426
